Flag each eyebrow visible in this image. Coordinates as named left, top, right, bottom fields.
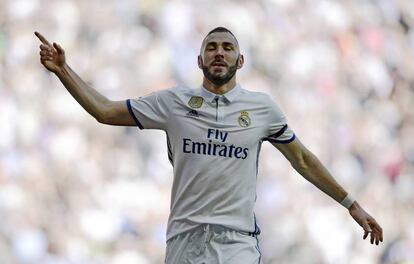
left=205, top=41, right=235, bottom=47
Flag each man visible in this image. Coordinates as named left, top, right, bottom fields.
left=35, top=27, right=383, bottom=263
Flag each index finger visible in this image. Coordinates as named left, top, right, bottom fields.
left=34, top=31, right=51, bottom=46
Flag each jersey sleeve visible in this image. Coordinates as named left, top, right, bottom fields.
left=263, top=96, right=296, bottom=144
left=126, top=89, right=171, bottom=130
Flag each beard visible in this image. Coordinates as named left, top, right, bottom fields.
left=202, top=57, right=239, bottom=86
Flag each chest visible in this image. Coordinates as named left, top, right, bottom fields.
left=167, top=97, right=267, bottom=148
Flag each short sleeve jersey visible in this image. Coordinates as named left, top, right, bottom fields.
left=127, top=84, right=295, bottom=241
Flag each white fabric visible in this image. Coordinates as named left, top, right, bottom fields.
left=128, top=84, right=295, bottom=241
left=340, top=193, right=356, bottom=209
left=165, top=224, right=262, bottom=264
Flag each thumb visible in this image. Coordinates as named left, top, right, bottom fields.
left=53, top=42, right=65, bottom=55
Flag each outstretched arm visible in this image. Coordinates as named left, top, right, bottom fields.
left=35, top=31, right=135, bottom=126
left=272, top=137, right=383, bottom=245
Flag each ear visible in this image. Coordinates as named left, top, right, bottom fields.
left=198, top=55, right=203, bottom=69
left=237, top=54, right=244, bottom=69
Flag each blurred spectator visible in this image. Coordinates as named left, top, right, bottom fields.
left=1, top=0, right=413, bottom=263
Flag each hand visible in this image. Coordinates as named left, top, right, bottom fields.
left=35, top=31, right=66, bottom=74
left=348, top=202, right=383, bottom=245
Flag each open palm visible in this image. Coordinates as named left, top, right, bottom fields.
left=35, top=31, right=66, bottom=73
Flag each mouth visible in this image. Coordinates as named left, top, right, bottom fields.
left=211, top=62, right=227, bottom=67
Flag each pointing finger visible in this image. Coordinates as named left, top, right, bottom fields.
left=35, top=31, right=51, bottom=46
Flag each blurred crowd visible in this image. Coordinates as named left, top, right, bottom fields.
left=1, top=0, right=414, bottom=263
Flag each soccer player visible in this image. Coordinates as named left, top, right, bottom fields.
left=35, top=27, right=383, bottom=263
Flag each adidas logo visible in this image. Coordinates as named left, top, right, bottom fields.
left=186, top=109, right=199, bottom=118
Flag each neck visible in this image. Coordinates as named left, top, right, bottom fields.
left=202, top=76, right=237, bottom=95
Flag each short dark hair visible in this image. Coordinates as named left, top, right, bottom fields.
left=204, top=27, right=238, bottom=45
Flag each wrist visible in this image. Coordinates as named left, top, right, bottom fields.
left=54, top=63, right=68, bottom=77
left=348, top=200, right=358, bottom=211
left=340, top=193, right=356, bottom=209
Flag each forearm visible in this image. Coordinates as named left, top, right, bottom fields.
left=294, top=150, right=348, bottom=204
left=55, top=64, right=109, bottom=121
left=299, top=157, right=383, bottom=243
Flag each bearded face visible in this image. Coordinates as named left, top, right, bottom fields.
left=201, top=57, right=239, bottom=86
left=198, top=32, right=243, bottom=87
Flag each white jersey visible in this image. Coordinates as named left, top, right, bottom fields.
left=127, top=84, right=295, bottom=241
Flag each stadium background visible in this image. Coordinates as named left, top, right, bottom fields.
left=1, top=0, right=413, bottom=263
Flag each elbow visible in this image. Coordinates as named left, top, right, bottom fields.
left=96, top=115, right=106, bottom=124
left=95, top=109, right=109, bottom=124
left=291, top=151, right=312, bottom=173
left=96, top=112, right=114, bottom=124
left=293, top=160, right=309, bottom=173
left=95, top=101, right=112, bottom=124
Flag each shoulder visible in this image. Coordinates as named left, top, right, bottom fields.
left=155, top=85, right=202, bottom=106
left=164, top=85, right=198, bottom=96
left=154, top=85, right=192, bottom=99
left=239, top=87, right=287, bottom=120
left=238, top=87, right=275, bottom=105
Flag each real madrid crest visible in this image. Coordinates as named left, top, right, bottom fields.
left=188, top=96, right=204, bottom=109
left=238, top=111, right=251, bottom=127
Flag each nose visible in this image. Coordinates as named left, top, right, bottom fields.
left=214, top=46, right=225, bottom=57
left=214, top=53, right=224, bottom=60
left=214, top=48, right=224, bottom=60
